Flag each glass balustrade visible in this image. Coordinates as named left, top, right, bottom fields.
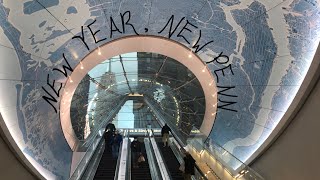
left=185, top=126, right=264, bottom=180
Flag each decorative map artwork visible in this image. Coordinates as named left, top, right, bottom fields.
left=0, top=0, right=319, bottom=179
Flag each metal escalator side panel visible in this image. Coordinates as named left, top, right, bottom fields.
left=168, top=138, right=184, bottom=165
left=116, top=137, right=129, bottom=180
left=79, top=140, right=106, bottom=180
left=150, top=138, right=171, bottom=180
left=144, top=138, right=161, bottom=180
left=93, top=143, right=118, bottom=179
left=70, top=135, right=106, bottom=180
left=114, top=130, right=131, bottom=180
left=127, top=141, right=132, bottom=180
left=169, top=138, right=208, bottom=180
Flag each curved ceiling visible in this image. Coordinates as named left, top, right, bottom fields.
left=0, top=0, right=319, bottom=179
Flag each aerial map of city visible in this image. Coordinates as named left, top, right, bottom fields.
left=0, top=0, right=319, bottom=179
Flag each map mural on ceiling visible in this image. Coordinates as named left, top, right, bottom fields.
left=0, top=0, right=319, bottom=179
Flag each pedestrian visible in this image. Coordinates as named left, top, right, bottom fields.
left=131, top=137, right=142, bottom=168
left=137, top=153, right=145, bottom=167
left=183, top=151, right=196, bottom=180
left=105, top=122, right=116, bottom=132
left=179, top=147, right=187, bottom=172
left=161, top=123, right=171, bottom=147
left=111, top=130, right=122, bottom=158
left=104, top=129, right=113, bottom=152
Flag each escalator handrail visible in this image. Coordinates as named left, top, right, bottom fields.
left=114, top=130, right=126, bottom=179
left=144, top=98, right=186, bottom=147
left=114, top=139, right=124, bottom=180
left=144, top=137, right=160, bottom=180
left=144, top=129, right=165, bottom=180
left=170, top=138, right=208, bottom=180
left=145, top=97, right=208, bottom=179
left=146, top=104, right=207, bottom=180
left=149, top=129, right=172, bottom=180
left=127, top=130, right=131, bottom=180
left=69, top=134, right=105, bottom=180
left=79, top=97, right=127, bottom=149
left=167, top=132, right=208, bottom=180
left=114, top=130, right=129, bottom=180
left=71, top=97, right=125, bottom=179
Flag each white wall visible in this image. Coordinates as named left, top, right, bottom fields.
left=0, top=134, right=36, bottom=180
left=251, top=76, right=320, bottom=180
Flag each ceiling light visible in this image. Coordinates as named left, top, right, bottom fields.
left=80, top=62, right=84, bottom=69
left=73, top=52, right=78, bottom=59
left=188, top=54, right=192, bottom=58
left=222, top=150, right=227, bottom=156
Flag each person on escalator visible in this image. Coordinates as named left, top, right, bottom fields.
left=131, top=137, right=142, bottom=168
left=111, top=130, right=123, bottom=158
left=183, top=151, right=196, bottom=180
left=105, top=122, right=116, bottom=132
left=104, top=129, right=113, bottom=152
left=161, top=123, right=171, bottom=147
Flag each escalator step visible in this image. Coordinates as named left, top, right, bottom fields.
left=131, top=143, right=152, bottom=180
left=94, top=149, right=117, bottom=179
left=157, top=142, right=184, bottom=179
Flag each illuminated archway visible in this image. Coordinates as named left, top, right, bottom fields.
left=60, top=35, right=217, bottom=150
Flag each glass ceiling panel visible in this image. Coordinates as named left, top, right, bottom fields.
left=112, top=100, right=161, bottom=129
left=71, top=52, right=205, bottom=140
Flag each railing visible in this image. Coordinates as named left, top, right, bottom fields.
left=69, top=98, right=127, bottom=179
left=187, top=130, right=264, bottom=179
left=144, top=98, right=187, bottom=146
left=169, top=137, right=207, bottom=180
left=127, top=130, right=132, bottom=180
left=114, top=130, right=130, bottom=180
left=149, top=129, right=171, bottom=180
left=144, top=129, right=162, bottom=180
left=80, top=140, right=106, bottom=180
left=78, top=97, right=127, bottom=148
left=145, top=97, right=264, bottom=179
left=145, top=101, right=207, bottom=179
left=69, top=132, right=104, bottom=180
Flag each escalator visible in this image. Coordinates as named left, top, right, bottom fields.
left=131, top=141, right=152, bottom=180
left=93, top=146, right=118, bottom=179
left=93, top=131, right=129, bottom=180
left=75, top=127, right=205, bottom=180
left=157, top=141, right=184, bottom=180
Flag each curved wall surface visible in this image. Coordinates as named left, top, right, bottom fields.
left=0, top=0, right=319, bottom=179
